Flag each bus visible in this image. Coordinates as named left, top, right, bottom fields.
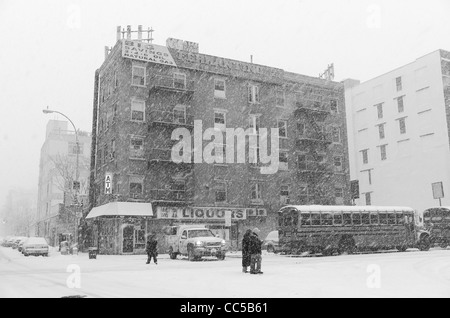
left=277, top=205, right=431, bottom=255
left=422, top=207, right=450, bottom=248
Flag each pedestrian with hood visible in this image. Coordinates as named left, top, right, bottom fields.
left=146, top=234, right=158, bottom=265
left=241, top=229, right=252, bottom=273
left=249, top=228, right=263, bottom=274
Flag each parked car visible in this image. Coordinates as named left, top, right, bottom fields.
left=3, top=237, right=17, bottom=248
left=12, top=237, right=28, bottom=250
left=263, top=231, right=280, bottom=253
left=22, top=237, right=49, bottom=257
left=17, top=237, right=30, bottom=253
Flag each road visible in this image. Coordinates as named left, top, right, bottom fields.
left=0, top=246, right=449, bottom=298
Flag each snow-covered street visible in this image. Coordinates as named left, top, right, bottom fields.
left=1, top=247, right=449, bottom=298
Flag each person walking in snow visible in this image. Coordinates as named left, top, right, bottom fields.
left=146, top=234, right=158, bottom=265
left=241, top=229, right=252, bottom=273
left=249, top=228, right=263, bottom=274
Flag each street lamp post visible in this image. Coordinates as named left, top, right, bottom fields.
left=43, top=108, right=80, bottom=250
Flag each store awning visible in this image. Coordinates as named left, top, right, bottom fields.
left=86, top=202, right=154, bottom=219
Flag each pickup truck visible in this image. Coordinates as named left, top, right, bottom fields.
left=165, top=225, right=227, bottom=261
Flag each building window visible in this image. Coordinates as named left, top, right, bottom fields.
left=131, top=100, right=145, bottom=122
left=130, top=137, right=144, bottom=159
left=362, top=149, right=369, bottom=165
left=334, top=156, right=343, bottom=172
left=365, top=192, right=372, bottom=206
left=174, top=105, right=187, bottom=124
left=396, top=77, right=402, bottom=92
left=297, top=123, right=306, bottom=135
left=399, top=118, right=407, bottom=134
left=215, top=183, right=227, bottom=203
left=132, top=65, right=146, bottom=86
left=173, top=73, right=186, bottom=89
left=249, top=115, right=261, bottom=135
left=129, top=176, right=144, bottom=195
left=380, top=145, right=387, bottom=161
left=276, top=89, right=285, bottom=107
left=278, top=120, right=288, bottom=138
left=68, top=142, right=83, bottom=155
left=397, top=96, right=405, bottom=113
left=335, top=187, right=344, bottom=205
left=251, top=183, right=262, bottom=201
left=172, top=181, right=186, bottom=199
left=214, top=78, right=226, bottom=99
left=298, top=155, right=307, bottom=170
left=248, top=84, right=260, bottom=103
left=330, top=100, right=338, bottom=112
left=214, top=111, right=226, bottom=130
left=279, top=151, right=289, bottom=171
left=280, top=185, right=290, bottom=204
left=378, top=124, right=385, bottom=139
left=299, top=185, right=309, bottom=204
left=332, top=127, right=341, bottom=143
left=376, top=103, right=383, bottom=119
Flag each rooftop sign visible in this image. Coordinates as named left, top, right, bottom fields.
left=122, top=40, right=177, bottom=66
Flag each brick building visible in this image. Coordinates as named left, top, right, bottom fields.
left=86, top=27, right=351, bottom=255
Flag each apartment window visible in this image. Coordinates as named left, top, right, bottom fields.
left=297, top=123, right=306, bottom=135
left=132, top=65, right=146, bottom=86
left=334, top=156, right=343, bottom=172
left=174, top=105, right=186, bottom=124
left=335, top=187, right=344, bottom=204
left=397, top=96, right=405, bottom=113
left=214, top=111, right=226, bottom=129
left=330, top=99, right=338, bottom=112
left=396, top=77, right=403, bottom=92
left=130, top=137, right=144, bottom=159
left=299, top=186, right=309, bottom=204
left=332, top=127, right=341, bottom=143
left=249, top=115, right=261, bottom=135
left=173, top=73, right=186, bottom=89
left=279, top=151, right=289, bottom=171
left=280, top=185, right=290, bottom=204
left=131, top=100, right=145, bottom=122
left=378, top=124, right=386, bottom=139
left=380, top=145, right=387, bottom=161
left=251, top=183, right=262, bottom=201
left=399, top=118, right=407, bottom=134
left=365, top=169, right=373, bottom=185
left=362, top=149, right=369, bottom=165
left=68, top=142, right=83, bottom=155
left=129, top=176, right=144, bottom=195
left=172, top=181, right=186, bottom=199
left=215, top=183, right=227, bottom=203
left=365, top=192, right=372, bottom=206
left=214, top=143, right=226, bottom=162
left=214, top=78, right=226, bottom=99
left=248, top=84, right=260, bottom=103
left=376, top=103, right=383, bottom=119
left=249, top=144, right=260, bottom=166
left=298, top=155, right=307, bottom=170
left=278, top=120, right=288, bottom=138
left=276, top=89, right=285, bottom=107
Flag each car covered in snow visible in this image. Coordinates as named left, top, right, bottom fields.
left=22, top=237, right=49, bottom=257
left=263, top=230, right=280, bottom=253
left=165, top=225, right=227, bottom=261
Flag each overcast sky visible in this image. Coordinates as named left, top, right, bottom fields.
left=0, top=0, right=449, bottom=206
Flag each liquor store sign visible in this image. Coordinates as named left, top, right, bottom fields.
left=122, top=40, right=177, bottom=66
left=156, top=207, right=248, bottom=221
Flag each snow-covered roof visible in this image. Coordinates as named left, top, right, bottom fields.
left=86, top=202, right=154, bottom=219
left=280, top=205, right=415, bottom=213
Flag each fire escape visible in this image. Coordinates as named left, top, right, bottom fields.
left=294, top=89, right=334, bottom=205
left=146, top=73, right=196, bottom=206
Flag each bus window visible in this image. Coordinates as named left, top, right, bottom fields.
left=333, top=213, right=343, bottom=225
left=301, top=213, right=311, bottom=227
left=284, top=214, right=293, bottom=226
left=343, top=213, right=352, bottom=226
left=379, top=213, right=388, bottom=225
left=352, top=213, right=362, bottom=225
left=291, top=210, right=299, bottom=227
left=362, top=213, right=370, bottom=225
left=397, top=214, right=405, bottom=225
left=322, top=213, right=333, bottom=226
left=311, top=213, right=321, bottom=226
left=370, top=213, right=379, bottom=225
left=388, top=214, right=396, bottom=225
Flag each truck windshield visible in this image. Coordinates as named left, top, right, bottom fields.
left=188, top=230, right=215, bottom=238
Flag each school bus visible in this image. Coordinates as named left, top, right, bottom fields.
left=277, top=205, right=431, bottom=255
left=423, top=207, right=450, bottom=248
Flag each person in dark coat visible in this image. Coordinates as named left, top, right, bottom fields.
left=146, top=234, right=158, bottom=265
left=249, top=228, right=263, bottom=274
left=241, top=229, right=252, bottom=273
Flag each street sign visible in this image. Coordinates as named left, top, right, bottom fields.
left=432, top=182, right=444, bottom=199
left=105, top=173, right=113, bottom=195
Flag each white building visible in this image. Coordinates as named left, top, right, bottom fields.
left=344, top=49, right=450, bottom=213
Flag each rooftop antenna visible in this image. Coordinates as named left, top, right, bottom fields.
left=146, top=27, right=155, bottom=44
left=319, top=63, right=335, bottom=81
left=117, top=25, right=155, bottom=43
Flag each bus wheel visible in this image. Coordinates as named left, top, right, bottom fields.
left=169, top=247, right=177, bottom=260
left=338, top=237, right=355, bottom=255
left=419, top=235, right=431, bottom=252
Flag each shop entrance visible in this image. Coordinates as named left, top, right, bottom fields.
left=122, top=225, right=134, bottom=254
